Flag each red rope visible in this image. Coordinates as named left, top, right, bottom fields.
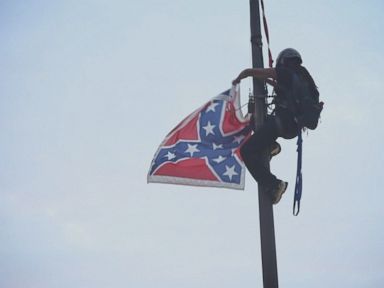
left=260, top=0, right=274, bottom=68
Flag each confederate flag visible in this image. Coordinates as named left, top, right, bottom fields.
left=148, top=86, right=251, bottom=190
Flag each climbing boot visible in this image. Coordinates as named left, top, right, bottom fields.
left=271, top=180, right=288, bottom=205
left=270, top=141, right=281, bottom=159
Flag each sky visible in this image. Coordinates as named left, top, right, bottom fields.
left=1, top=0, right=384, bottom=287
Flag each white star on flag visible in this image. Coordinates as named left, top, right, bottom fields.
left=223, top=165, right=238, bottom=181
left=202, top=121, right=216, bottom=136
left=233, top=135, right=245, bottom=144
left=212, top=143, right=223, bottom=150
left=185, top=144, right=200, bottom=157
left=212, top=155, right=226, bottom=163
left=165, top=151, right=176, bottom=160
left=206, top=101, right=219, bottom=112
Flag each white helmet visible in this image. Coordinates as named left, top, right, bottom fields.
left=276, top=48, right=302, bottom=66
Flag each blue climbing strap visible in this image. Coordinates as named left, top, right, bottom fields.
left=293, top=129, right=303, bottom=216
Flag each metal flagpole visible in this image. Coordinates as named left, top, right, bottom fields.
left=249, top=0, right=279, bottom=287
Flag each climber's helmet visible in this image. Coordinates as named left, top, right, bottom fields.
left=276, top=48, right=302, bottom=66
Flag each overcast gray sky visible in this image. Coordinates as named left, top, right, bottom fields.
left=1, top=0, right=384, bottom=287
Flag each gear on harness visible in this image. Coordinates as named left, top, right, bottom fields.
left=248, top=92, right=255, bottom=114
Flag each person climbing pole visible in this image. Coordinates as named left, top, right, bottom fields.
left=232, top=48, right=320, bottom=205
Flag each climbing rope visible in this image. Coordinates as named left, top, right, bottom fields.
left=260, top=0, right=274, bottom=68
left=293, top=129, right=303, bottom=216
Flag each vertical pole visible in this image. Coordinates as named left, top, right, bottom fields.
left=249, top=0, right=279, bottom=287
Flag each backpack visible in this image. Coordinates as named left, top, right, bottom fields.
left=288, top=69, right=323, bottom=215
left=290, top=72, right=323, bottom=130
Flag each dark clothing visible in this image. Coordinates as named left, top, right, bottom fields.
left=240, top=66, right=299, bottom=186
left=240, top=112, right=298, bottom=187
left=275, top=108, right=299, bottom=139
left=274, top=66, right=297, bottom=112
